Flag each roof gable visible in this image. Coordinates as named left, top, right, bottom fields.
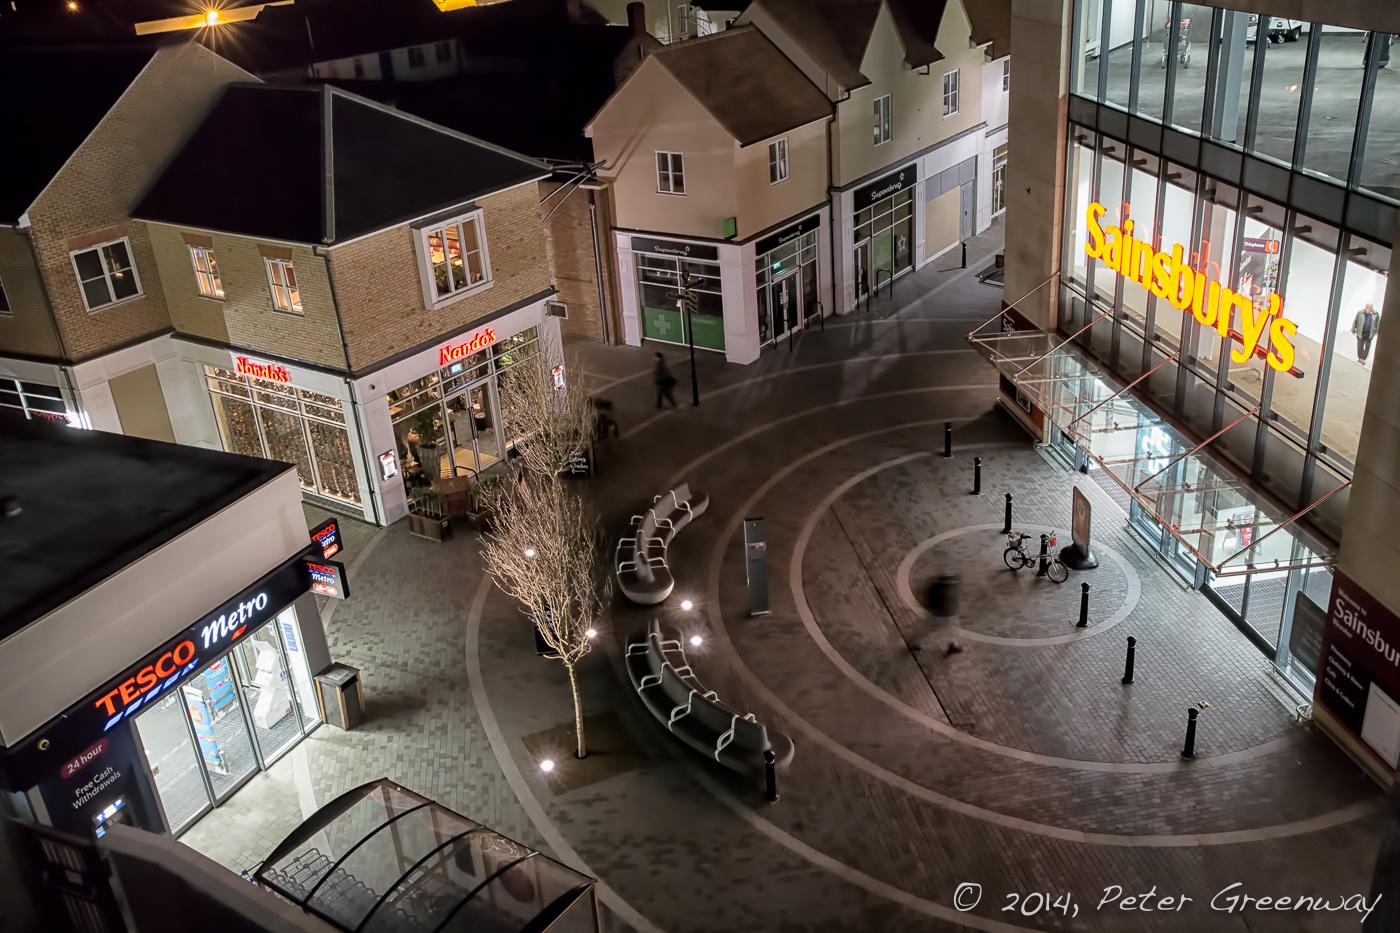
left=135, top=84, right=546, bottom=244
left=0, top=45, right=156, bottom=222
left=745, top=0, right=880, bottom=91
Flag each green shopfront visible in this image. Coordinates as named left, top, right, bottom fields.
left=632, top=236, right=726, bottom=353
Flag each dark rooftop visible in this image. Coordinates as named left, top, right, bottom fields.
left=0, top=44, right=156, bottom=221
left=0, top=419, right=289, bottom=641
left=135, top=84, right=547, bottom=244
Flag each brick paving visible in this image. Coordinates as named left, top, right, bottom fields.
left=180, top=224, right=1386, bottom=932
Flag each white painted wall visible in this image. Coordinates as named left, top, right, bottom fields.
left=0, top=469, right=309, bottom=746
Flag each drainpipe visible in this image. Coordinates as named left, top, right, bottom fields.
left=318, top=247, right=383, bottom=525
left=826, top=114, right=840, bottom=316
left=587, top=188, right=610, bottom=344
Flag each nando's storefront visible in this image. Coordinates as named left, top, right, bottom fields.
left=0, top=552, right=332, bottom=838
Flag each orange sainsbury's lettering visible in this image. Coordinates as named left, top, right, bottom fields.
left=1083, top=202, right=1297, bottom=373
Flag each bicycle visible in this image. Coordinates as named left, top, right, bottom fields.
left=1003, top=530, right=1070, bottom=583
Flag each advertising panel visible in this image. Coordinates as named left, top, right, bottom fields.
left=1315, top=571, right=1400, bottom=774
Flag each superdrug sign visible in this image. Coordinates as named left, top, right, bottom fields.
left=853, top=165, right=916, bottom=213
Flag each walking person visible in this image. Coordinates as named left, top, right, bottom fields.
left=1353, top=302, right=1381, bottom=364
left=654, top=353, right=678, bottom=409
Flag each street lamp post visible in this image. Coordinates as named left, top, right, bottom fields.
left=670, top=274, right=702, bottom=407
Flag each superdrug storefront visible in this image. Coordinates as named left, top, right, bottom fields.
left=0, top=553, right=329, bottom=838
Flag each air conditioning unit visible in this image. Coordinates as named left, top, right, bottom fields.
left=546, top=301, right=568, bottom=319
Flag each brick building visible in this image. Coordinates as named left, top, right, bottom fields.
left=132, top=83, right=559, bottom=525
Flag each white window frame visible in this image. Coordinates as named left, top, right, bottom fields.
left=188, top=245, right=224, bottom=300
left=992, top=144, right=1009, bottom=216
left=942, top=69, right=960, bottom=118
left=873, top=94, right=892, bottom=146
left=656, top=151, right=686, bottom=195
left=416, top=209, right=493, bottom=309
left=69, top=237, right=142, bottom=312
left=1001, top=58, right=1011, bottom=93
left=265, top=257, right=304, bottom=314
left=768, top=137, right=789, bottom=185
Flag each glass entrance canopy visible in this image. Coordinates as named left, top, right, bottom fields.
left=255, top=780, right=598, bottom=933
left=969, top=310, right=1345, bottom=577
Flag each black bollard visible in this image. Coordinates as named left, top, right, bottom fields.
left=1036, top=533, right=1049, bottom=577
left=1077, top=582, right=1090, bottom=628
left=961, top=241, right=968, bottom=269
left=1122, top=636, right=1137, bottom=684
left=943, top=422, right=953, bottom=459
left=764, top=749, right=779, bottom=802
left=1002, top=492, right=1014, bottom=534
left=972, top=456, right=983, bottom=495
left=1181, top=708, right=1199, bottom=759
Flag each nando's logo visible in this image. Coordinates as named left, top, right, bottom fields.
left=438, top=327, right=498, bottom=367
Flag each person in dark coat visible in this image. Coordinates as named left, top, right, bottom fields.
left=654, top=353, right=678, bottom=409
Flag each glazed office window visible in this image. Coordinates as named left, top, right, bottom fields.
left=1064, top=133, right=1096, bottom=288
left=1119, top=151, right=1162, bottom=337
left=421, top=212, right=490, bottom=304
left=408, top=46, right=426, bottom=68
left=1001, top=58, right=1010, bottom=92
left=1224, top=195, right=1287, bottom=402
left=1358, top=34, right=1400, bottom=203
left=942, top=69, right=960, bottom=117
left=71, top=238, right=141, bottom=311
left=1252, top=18, right=1307, bottom=167
left=189, top=246, right=224, bottom=299
left=1071, top=0, right=1106, bottom=97
left=656, top=151, right=685, bottom=194
left=1320, top=235, right=1388, bottom=466
left=265, top=258, right=303, bottom=314
left=1271, top=213, right=1339, bottom=443
left=873, top=95, right=892, bottom=145
left=1301, top=29, right=1365, bottom=184
left=768, top=138, right=789, bottom=184
left=1168, top=4, right=1213, bottom=133
left=1151, top=162, right=1196, bottom=354
left=991, top=144, right=1009, bottom=215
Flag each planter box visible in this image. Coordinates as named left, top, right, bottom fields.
left=408, top=511, right=450, bottom=541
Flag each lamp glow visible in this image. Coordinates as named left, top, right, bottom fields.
left=586, top=628, right=597, bottom=640
left=540, top=759, right=555, bottom=773
left=204, top=9, right=220, bottom=25
left=689, top=634, right=703, bottom=647
left=680, top=599, right=694, bottom=611
left=524, top=547, right=536, bottom=558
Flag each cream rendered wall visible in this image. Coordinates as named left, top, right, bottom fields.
left=924, top=188, right=961, bottom=260
left=835, top=4, right=929, bottom=188
left=733, top=120, right=829, bottom=239
left=931, top=1, right=987, bottom=141
left=590, top=59, right=739, bottom=240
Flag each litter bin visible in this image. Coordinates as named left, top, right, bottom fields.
left=926, top=574, right=961, bottom=618
left=316, top=663, right=364, bottom=730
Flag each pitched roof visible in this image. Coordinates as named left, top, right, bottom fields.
left=650, top=26, right=831, bottom=147
left=749, top=0, right=880, bottom=90
left=135, top=84, right=547, bottom=244
left=0, top=44, right=156, bottom=221
left=885, top=0, right=946, bottom=69
left=966, top=0, right=1011, bottom=59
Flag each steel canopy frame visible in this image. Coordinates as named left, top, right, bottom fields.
left=968, top=311, right=1343, bottom=580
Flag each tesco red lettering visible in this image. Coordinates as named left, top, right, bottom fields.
left=95, top=640, right=196, bottom=717
left=235, top=355, right=292, bottom=384
left=437, top=327, right=498, bottom=367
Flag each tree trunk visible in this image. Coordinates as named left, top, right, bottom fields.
left=567, top=662, right=587, bottom=758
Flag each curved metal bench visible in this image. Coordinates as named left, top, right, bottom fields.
left=625, top=619, right=795, bottom=783
left=615, top=483, right=710, bottom=606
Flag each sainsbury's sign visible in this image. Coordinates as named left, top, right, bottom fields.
left=438, top=327, right=497, bottom=367
left=1083, top=202, right=1298, bottom=373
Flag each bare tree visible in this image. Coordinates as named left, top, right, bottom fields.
left=496, top=351, right=595, bottom=480
left=480, top=474, right=610, bottom=758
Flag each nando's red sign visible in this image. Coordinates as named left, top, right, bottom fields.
left=438, top=327, right=497, bottom=367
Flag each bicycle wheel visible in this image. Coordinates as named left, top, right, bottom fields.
left=1004, top=547, right=1028, bottom=571
left=1047, top=559, right=1069, bottom=584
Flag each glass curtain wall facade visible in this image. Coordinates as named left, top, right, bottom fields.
left=1060, top=0, right=1399, bottom=686
left=205, top=367, right=361, bottom=506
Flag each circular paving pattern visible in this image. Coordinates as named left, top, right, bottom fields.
left=894, top=524, right=1139, bottom=645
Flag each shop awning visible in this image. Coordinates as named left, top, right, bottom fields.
left=255, top=780, right=597, bottom=933
left=968, top=281, right=1345, bottom=578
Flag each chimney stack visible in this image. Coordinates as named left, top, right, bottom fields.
left=626, top=1, right=646, bottom=37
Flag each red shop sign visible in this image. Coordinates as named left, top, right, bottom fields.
left=59, top=739, right=108, bottom=780
left=438, top=327, right=497, bottom=367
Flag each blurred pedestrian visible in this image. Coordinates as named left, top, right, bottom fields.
left=654, top=353, right=678, bottom=409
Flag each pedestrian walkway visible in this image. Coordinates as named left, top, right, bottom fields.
left=182, top=223, right=1385, bottom=932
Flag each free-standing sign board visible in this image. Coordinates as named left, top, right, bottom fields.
left=1314, top=571, right=1400, bottom=774
left=305, top=558, right=351, bottom=600
left=1060, top=486, right=1099, bottom=570
left=743, top=517, right=769, bottom=616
